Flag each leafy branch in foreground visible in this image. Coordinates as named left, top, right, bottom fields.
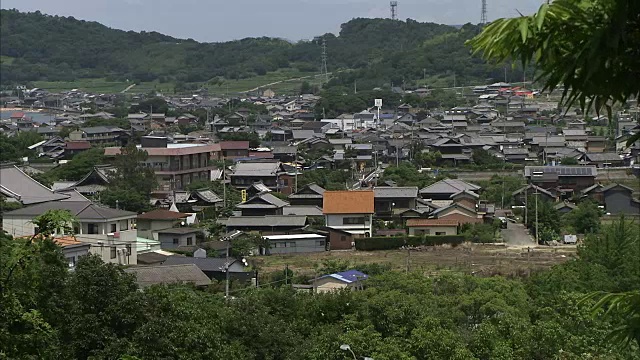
left=581, top=291, right=640, bottom=348
left=467, top=0, right=640, bottom=125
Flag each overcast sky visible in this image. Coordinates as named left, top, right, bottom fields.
left=2, top=0, right=543, bottom=42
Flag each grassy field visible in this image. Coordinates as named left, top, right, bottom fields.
left=33, top=78, right=131, bottom=93
left=29, top=69, right=323, bottom=96
left=252, top=244, right=576, bottom=278
left=0, top=55, right=14, bottom=65
left=206, top=69, right=321, bottom=95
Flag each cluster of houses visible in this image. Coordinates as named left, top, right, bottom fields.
left=2, top=83, right=640, bottom=289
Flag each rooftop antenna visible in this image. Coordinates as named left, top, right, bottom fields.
left=480, top=0, right=487, bottom=25
left=390, top=1, right=398, bottom=20
left=320, top=39, right=329, bottom=82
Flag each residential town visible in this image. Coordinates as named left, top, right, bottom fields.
left=1, top=81, right=639, bottom=289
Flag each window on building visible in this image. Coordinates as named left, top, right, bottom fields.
left=34, top=226, right=40, bottom=234
left=288, top=242, right=296, bottom=247
left=66, top=256, right=76, bottom=268
left=110, top=246, right=116, bottom=259
left=435, top=232, right=446, bottom=236
left=120, top=221, right=129, bottom=231
left=88, top=223, right=99, bottom=234
left=343, top=217, right=365, bottom=225
left=173, top=238, right=179, bottom=245
left=187, top=237, right=193, bottom=246
left=110, top=224, right=117, bottom=233
left=316, top=240, right=325, bottom=246
left=340, top=235, right=347, bottom=242
left=125, top=244, right=131, bottom=256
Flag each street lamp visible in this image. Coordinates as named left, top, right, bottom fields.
left=339, top=344, right=373, bottom=360
left=340, top=345, right=357, bottom=360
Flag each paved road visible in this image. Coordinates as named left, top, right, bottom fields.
left=500, top=221, right=535, bottom=247
left=121, top=83, right=136, bottom=93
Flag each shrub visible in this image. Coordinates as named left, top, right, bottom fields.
left=355, top=235, right=465, bottom=250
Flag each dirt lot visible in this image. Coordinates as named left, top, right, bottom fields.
left=254, top=243, right=577, bottom=278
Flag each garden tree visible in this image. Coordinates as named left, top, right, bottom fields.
left=479, top=175, right=524, bottom=208
left=42, top=147, right=106, bottom=183
left=83, top=117, right=130, bottom=129
left=218, top=132, right=261, bottom=148
left=525, top=195, right=561, bottom=241
left=0, top=210, right=74, bottom=358
left=296, top=168, right=351, bottom=190
left=0, top=131, right=42, bottom=162
left=468, top=0, right=640, bottom=143
left=413, top=150, right=441, bottom=168
left=379, top=162, right=437, bottom=188
left=578, top=216, right=640, bottom=291
left=562, top=199, right=601, bottom=234
left=129, top=96, right=169, bottom=114
left=560, top=156, right=578, bottom=165
left=100, top=144, right=157, bottom=213
left=471, top=148, right=502, bottom=167
left=230, top=232, right=269, bottom=257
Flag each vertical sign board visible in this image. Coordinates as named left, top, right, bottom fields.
left=241, top=189, right=247, bottom=202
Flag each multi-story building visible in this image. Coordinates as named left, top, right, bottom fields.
left=104, top=136, right=221, bottom=191
left=323, top=190, right=374, bottom=237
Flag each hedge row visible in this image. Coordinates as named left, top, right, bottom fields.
left=355, top=235, right=465, bottom=251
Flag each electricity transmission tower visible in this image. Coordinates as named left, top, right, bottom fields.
left=320, top=39, right=329, bottom=81
left=390, top=1, right=398, bottom=20
left=480, top=0, right=487, bottom=25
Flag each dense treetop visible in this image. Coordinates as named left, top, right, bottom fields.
left=1, top=10, right=521, bottom=89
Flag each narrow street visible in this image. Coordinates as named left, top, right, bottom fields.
left=500, top=221, right=535, bottom=247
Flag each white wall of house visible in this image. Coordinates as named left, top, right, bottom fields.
left=2, top=217, right=34, bottom=237
left=79, top=230, right=138, bottom=265
left=157, top=232, right=197, bottom=249
left=408, top=226, right=457, bottom=236
left=324, top=214, right=373, bottom=236
left=312, top=278, right=359, bottom=293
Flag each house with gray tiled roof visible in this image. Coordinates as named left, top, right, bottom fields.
left=373, top=187, right=419, bottom=218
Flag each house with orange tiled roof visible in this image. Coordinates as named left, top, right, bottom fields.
left=323, top=190, right=374, bottom=237
left=53, top=236, right=91, bottom=269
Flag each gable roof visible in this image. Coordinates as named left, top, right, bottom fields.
left=419, top=179, right=481, bottom=195
left=323, top=190, right=374, bottom=214
left=231, top=161, right=281, bottom=177
left=374, top=187, right=418, bottom=199
left=237, top=192, right=289, bottom=208
left=220, top=141, right=250, bottom=150
left=222, top=215, right=308, bottom=228
left=162, top=256, right=246, bottom=273
left=0, top=165, right=69, bottom=204
left=137, top=209, right=190, bottom=220
left=318, top=270, right=368, bottom=284
left=406, top=219, right=459, bottom=227
left=288, top=183, right=326, bottom=199
left=191, top=189, right=223, bottom=203
left=3, top=201, right=136, bottom=220
left=602, top=183, right=635, bottom=193
left=524, top=166, right=597, bottom=177
left=125, top=264, right=211, bottom=288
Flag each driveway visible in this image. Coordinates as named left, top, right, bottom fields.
left=501, top=221, right=535, bottom=247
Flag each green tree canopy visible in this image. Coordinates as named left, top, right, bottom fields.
left=468, top=0, right=640, bottom=121
left=100, top=144, right=157, bottom=213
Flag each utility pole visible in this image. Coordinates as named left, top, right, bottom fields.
left=535, top=185, right=539, bottom=245
left=222, top=155, right=227, bottom=208
left=285, top=264, right=289, bottom=285
left=225, top=240, right=230, bottom=301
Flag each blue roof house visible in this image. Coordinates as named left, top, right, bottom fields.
left=312, top=270, right=368, bottom=293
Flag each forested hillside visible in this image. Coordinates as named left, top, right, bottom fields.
left=0, top=10, right=520, bottom=90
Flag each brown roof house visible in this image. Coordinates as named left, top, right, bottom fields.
left=136, top=209, right=191, bottom=241
left=323, top=190, right=375, bottom=237
left=406, top=219, right=459, bottom=236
